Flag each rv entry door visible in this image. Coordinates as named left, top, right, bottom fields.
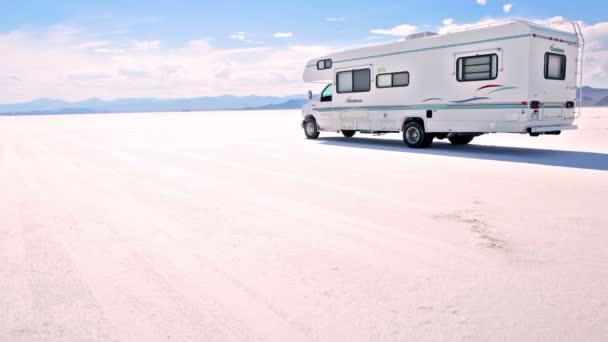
left=340, top=109, right=369, bottom=130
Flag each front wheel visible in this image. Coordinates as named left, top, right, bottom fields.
left=342, top=130, right=356, bottom=138
left=303, top=118, right=320, bottom=139
left=403, top=122, right=433, bottom=148
left=448, top=136, right=474, bottom=145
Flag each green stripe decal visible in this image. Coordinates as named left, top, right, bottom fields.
left=313, top=103, right=527, bottom=112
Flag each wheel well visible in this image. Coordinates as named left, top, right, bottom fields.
left=304, top=114, right=317, bottom=122
left=402, top=117, right=425, bottom=131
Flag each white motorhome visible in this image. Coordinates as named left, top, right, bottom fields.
left=301, top=20, right=585, bottom=148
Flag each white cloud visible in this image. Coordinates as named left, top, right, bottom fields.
left=273, top=32, right=294, bottom=38
left=476, top=0, right=487, bottom=5
left=229, top=32, right=265, bottom=44
left=229, top=32, right=247, bottom=41
left=326, top=17, right=345, bottom=22
left=68, top=71, right=112, bottom=81
left=47, top=25, right=79, bottom=44
left=76, top=41, right=111, bottom=50
left=120, top=69, right=149, bottom=79
left=93, top=48, right=124, bottom=54
left=437, top=18, right=503, bottom=34
left=133, top=40, right=160, bottom=51
left=0, top=27, right=332, bottom=103
left=503, top=3, right=513, bottom=13
left=370, top=24, right=418, bottom=37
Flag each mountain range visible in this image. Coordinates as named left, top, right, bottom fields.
left=581, top=87, right=608, bottom=106
left=1, top=87, right=607, bottom=115
left=0, top=95, right=309, bottom=115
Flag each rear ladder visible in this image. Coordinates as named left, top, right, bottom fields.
left=572, top=21, right=585, bottom=118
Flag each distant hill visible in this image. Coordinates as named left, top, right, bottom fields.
left=245, top=99, right=308, bottom=110
left=0, top=95, right=308, bottom=115
left=582, top=87, right=608, bottom=107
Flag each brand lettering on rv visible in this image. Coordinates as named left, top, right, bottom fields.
left=550, top=46, right=565, bottom=54
left=346, top=98, right=363, bottom=103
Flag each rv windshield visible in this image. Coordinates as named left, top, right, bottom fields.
left=321, top=84, right=333, bottom=102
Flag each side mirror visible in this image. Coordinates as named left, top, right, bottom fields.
left=308, top=90, right=313, bottom=100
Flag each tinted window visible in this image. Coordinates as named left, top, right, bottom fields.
left=393, top=72, right=409, bottom=86
left=317, top=59, right=333, bottom=70
left=353, top=69, right=371, bottom=92
left=457, top=54, right=498, bottom=82
left=377, top=71, right=410, bottom=88
left=545, top=53, right=566, bottom=80
left=336, top=69, right=371, bottom=93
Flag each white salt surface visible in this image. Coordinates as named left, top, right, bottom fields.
left=1, top=108, right=607, bottom=341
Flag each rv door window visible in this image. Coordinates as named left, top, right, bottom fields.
left=321, top=84, right=333, bottom=102
left=337, top=69, right=371, bottom=93
left=457, top=54, right=498, bottom=82
left=545, top=53, right=566, bottom=80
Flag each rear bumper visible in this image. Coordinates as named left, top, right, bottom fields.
left=528, top=125, right=577, bottom=133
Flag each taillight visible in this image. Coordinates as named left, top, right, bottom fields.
left=566, top=101, right=575, bottom=109
left=530, top=101, right=541, bottom=110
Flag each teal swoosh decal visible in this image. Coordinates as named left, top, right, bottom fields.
left=488, top=86, right=518, bottom=94
left=450, top=97, right=491, bottom=103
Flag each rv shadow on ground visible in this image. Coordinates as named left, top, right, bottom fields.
left=318, top=137, right=608, bottom=172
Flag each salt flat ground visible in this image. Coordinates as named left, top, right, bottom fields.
left=1, top=108, right=607, bottom=342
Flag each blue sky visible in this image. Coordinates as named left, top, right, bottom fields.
left=1, top=0, right=607, bottom=103
left=2, top=0, right=605, bottom=47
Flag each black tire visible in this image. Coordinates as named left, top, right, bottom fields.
left=421, top=135, right=435, bottom=148
left=403, top=121, right=433, bottom=148
left=448, top=136, right=474, bottom=145
left=303, top=118, right=320, bottom=139
left=342, top=130, right=356, bottom=138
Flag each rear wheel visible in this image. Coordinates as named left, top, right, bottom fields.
left=448, top=136, right=474, bottom=145
left=303, top=118, right=320, bottom=139
left=342, top=130, right=356, bottom=138
left=403, top=121, right=433, bottom=148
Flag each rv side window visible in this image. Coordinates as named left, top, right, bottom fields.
left=336, top=69, right=371, bottom=93
left=317, top=59, right=333, bottom=70
left=457, top=54, right=498, bottom=82
left=545, top=53, right=566, bottom=80
left=376, top=72, right=410, bottom=88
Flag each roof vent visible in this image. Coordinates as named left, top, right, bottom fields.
left=405, top=31, right=438, bottom=40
